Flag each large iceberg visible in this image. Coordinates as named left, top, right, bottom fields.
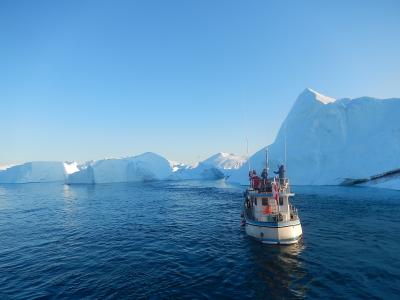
left=0, top=161, right=73, bottom=183
left=67, top=152, right=172, bottom=184
left=2, top=88, right=400, bottom=189
left=169, top=152, right=246, bottom=180
left=229, top=88, right=400, bottom=186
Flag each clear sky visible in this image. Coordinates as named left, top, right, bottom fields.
left=1, top=0, right=400, bottom=165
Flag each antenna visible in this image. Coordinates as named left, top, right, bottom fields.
left=266, top=146, right=269, bottom=170
left=284, top=121, right=287, bottom=170
left=241, top=88, right=252, bottom=174
left=246, top=137, right=251, bottom=172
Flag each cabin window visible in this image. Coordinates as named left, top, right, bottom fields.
left=254, top=199, right=257, bottom=206
left=279, top=196, right=284, bottom=205
left=262, top=198, right=268, bottom=206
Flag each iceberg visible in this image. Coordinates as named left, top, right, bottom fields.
left=201, top=152, right=247, bottom=170
left=0, top=161, right=68, bottom=183
left=229, top=88, right=400, bottom=186
left=67, top=152, right=172, bottom=184
left=169, top=152, right=246, bottom=180
left=2, top=88, right=399, bottom=190
left=0, top=164, right=15, bottom=171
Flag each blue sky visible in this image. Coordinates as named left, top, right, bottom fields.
left=1, top=0, right=400, bottom=165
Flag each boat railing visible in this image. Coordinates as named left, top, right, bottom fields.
left=289, top=204, right=299, bottom=220
left=263, top=213, right=284, bottom=222
left=249, top=177, right=291, bottom=194
left=245, top=205, right=299, bottom=222
left=248, top=180, right=272, bottom=193
left=277, top=178, right=290, bottom=193
left=244, top=204, right=255, bottom=221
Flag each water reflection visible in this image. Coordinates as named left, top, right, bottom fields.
left=63, top=184, right=76, bottom=201
left=64, top=183, right=97, bottom=198
left=246, top=238, right=308, bottom=299
left=165, top=179, right=243, bottom=190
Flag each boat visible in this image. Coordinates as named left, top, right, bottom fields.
left=242, top=162, right=302, bottom=245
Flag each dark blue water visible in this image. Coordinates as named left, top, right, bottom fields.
left=0, top=181, right=399, bottom=299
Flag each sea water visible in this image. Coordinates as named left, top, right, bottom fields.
left=0, top=181, right=399, bottom=299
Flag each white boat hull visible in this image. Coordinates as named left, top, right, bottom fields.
left=245, top=219, right=302, bottom=245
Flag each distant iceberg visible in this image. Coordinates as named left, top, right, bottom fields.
left=0, top=161, right=68, bottom=183
left=67, top=152, right=172, bottom=184
left=169, top=152, right=246, bottom=180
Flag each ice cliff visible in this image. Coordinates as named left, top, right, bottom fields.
left=0, top=161, right=77, bottom=183
left=229, top=88, right=400, bottom=187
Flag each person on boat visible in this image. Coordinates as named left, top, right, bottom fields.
left=252, top=175, right=261, bottom=191
left=249, top=170, right=260, bottom=190
left=261, top=168, right=268, bottom=179
left=274, top=164, right=285, bottom=185
left=249, top=170, right=256, bottom=180
left=248, top=170, right=255, bottom=187
left=245, top=198, right=250, bottom=208
left=261, top=168, right=268, bottom=192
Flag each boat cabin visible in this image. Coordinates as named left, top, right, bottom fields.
left=244, top=177, right=299, bottom=223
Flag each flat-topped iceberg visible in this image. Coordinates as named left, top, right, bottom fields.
left=67, top=152, right=172, bottom=184
left=0, top=161, right=70, bottom=183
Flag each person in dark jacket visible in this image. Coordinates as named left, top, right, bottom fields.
left=260, top=168, right=268, bottom=192
left=261, top=168, right=268, bottom=179
left=274, top=165, right=285, bottom=184
left=274, top=165, right=285, bottom=178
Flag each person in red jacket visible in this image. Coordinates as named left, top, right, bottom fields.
left=252, top=174, right=261, bottom=191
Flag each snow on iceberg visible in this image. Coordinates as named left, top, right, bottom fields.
left=64, top=161, right=80, bottom=175
left=201, top=152, right=247, bottom=170
left=229, top=88, right=400, bottom=185
left=67, top=152, right=172, bottom=184
left=0, top=161, right=67, bottom=183
left=169, top=152, right=246, bottom=180
left=168, top=160, right=187, bottom=172
left=0, top=164, right=15, bottom=171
